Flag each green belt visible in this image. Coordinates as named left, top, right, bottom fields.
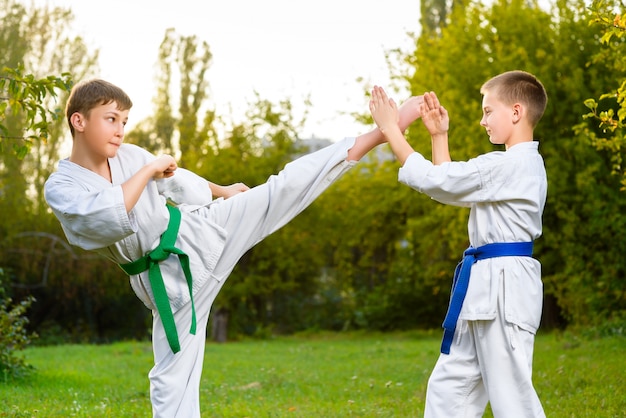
left=119, top=205, right=196, bottom=354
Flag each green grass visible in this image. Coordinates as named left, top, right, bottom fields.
left=0, top=331, right=624, bottom=417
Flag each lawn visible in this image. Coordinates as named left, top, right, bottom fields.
left=0, top=331, right=624, bottom=417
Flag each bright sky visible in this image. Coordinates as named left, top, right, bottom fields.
left=35, top=0, right=421, bottom=140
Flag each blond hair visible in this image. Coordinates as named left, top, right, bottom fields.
left=65, top=79, right=133, bottom=137
left=480, top=70, right=547, bottom=127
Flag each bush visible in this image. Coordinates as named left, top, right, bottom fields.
left=0, top=267, right=37, bottom=381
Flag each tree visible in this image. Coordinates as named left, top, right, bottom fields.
left=0, top=66, right=71, bottom=158
left=125, top=28, right=216, bottom=170
left=420, top=0, right=465, bottom=35
left=576, top=0, right=626, bottom=190
left=0, top=0, right=144, bottom=350
left=0, top=0, right=76, bottom=378
left=1, top=0, right=98, bottom=230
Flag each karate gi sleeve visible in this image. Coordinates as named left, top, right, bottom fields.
left=44, top=177, right=136, bottom=250
left=398, top=152, right=482, bottom=207
left=156, top=168, right=213, bottom=206
left=399, top=151, right=534, bottom=206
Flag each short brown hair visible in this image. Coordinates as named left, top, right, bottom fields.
left=480, top=70, right=547, bottom=127
left=65, top=79, right=133, bottom=136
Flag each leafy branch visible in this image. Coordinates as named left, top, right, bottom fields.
left=577, top=0, right=626, bottom=190
left=0, top=65, right=72, bottom=159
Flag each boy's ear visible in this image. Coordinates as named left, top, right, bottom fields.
left=512, top=103, right=523, bottom=124
left=70, top=112, right=86, bottom=132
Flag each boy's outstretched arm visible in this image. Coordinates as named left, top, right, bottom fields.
left=348, top=92, right=423, bottom=162
left=369, top=86, right=416, bottom=165
left=421, top=91, right=451, bottom=165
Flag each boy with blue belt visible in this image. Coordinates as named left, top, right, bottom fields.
left=44, top=79, right=423, bottom=417
left=369, top=70, right=548, bottom=417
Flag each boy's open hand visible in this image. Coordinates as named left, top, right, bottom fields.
left=369, top=86, right=399, bottom=135
left=152, top=155, right=178, bottom=179
left=421, top=92, right=449, bottom=137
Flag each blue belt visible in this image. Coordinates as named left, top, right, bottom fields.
left=440, top=241, right=534, bottom=354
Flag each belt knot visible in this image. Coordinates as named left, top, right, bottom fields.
left=148, top=247, right=171, bottom=263
left=440, top=241, right=534, bottom=354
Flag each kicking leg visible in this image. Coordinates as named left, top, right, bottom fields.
left=209, top=94, right=424, bottom=279
left=208, top=136, right=356, bottom=280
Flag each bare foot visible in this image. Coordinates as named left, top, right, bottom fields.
left=398, top=96, right=423, bottom=131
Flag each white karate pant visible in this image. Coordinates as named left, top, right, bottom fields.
left=425, top=278, right=545, bottom=418
left=148, top=138, right=356, bottom=417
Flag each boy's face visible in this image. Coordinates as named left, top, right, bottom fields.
left=72, top=101, right=129, bottom=159
left=480, top=91, right=517, bottom=147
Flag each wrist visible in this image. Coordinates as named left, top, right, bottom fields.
left=380, top=125, right=402, bottom=138
left=209, top=182, right=224, bottom=197
left=431, top=132, right=448, bottom=142
left=146, top=162, right=161, bottom=179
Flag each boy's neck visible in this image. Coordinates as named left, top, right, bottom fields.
left=505, top=137, right=534, bottom=150
left=69, top=140, right=112, bottom=182
left=505, top=125, right=535, bottom=150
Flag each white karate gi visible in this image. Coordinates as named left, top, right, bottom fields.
left=44, top=137, right=356, bottom=417
left=398, top=141, right=547, bottom=418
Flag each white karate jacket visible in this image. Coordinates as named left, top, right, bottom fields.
left=44, top=144, right=227, bottom=313
left=399, top=141, right=547, bottom=333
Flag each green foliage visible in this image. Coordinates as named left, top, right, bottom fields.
left=0, top=0, right=79, bottom=380
left=0, top=0, right=142, bottom=347
left=0, top=268, right=36, bottom=381
left=575, top=0, right=626, bottom=190
left=198, top=92, right=306, bottom=186
left=0, top=233, right=150, bottom=345
left=0, top=65, right=72, bottom=159
left=311, top=156, right=464, bottom=331
left=0, top=0, right=98, bottom=221
left=124, top=28, right=216, bottom=168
